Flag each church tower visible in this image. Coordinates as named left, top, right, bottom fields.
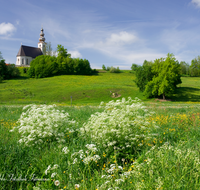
left=38, top=27, right=46, bottom=53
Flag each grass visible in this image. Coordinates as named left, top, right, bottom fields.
left=0, top=100, right=200, bottom=189
left=1, top=72, right=200, bottom=189
left=0, top=72, right=144, bottom=105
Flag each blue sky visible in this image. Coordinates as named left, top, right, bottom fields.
left=1, top=0, right=200, bottom=69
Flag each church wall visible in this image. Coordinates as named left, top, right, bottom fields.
left=16, top=56, right=33, bottom=66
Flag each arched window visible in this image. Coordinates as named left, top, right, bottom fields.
left=26, top=59, right=28, bottom=65
left=22, top=58, right=24, bottom=65
left=18, top=59, right=19, bottom=64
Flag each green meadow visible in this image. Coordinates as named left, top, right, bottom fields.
left=0, top=71, right=143, bottom=105
left=1, top=72, right=200, bottom=189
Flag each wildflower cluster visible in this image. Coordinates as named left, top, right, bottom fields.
left=10, top=104, right=78, bottom=147
left=71, top=144, right=101, bottom=165
left=81, top=97, right=158, bottom=156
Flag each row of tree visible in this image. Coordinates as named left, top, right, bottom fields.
left=102, top=65, right=121, bottom=73
left=132, top=53, right=182, bottom=100
left=28, top=45, right=96, bottom=78
left=0, top=55, right=20, bottom=82
left=175, top=57, right=200, bottom=77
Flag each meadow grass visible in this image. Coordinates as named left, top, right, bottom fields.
left=0, top=99, right=200, bottom=190
left=0, top=72, right=143, bottom=106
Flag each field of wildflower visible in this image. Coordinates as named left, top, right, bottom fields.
left=1, top=98, right=200, bottom=190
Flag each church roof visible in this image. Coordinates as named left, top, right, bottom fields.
left=17, top=45, right=43, bottom=58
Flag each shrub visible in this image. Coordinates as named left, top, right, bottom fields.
left=109, top=66, right=120, bottom=73
left=10, top=104, right=78, bottom=147
left=80, top=97, right=158, bottom=158
left=5, top=64, right=20, bottom=79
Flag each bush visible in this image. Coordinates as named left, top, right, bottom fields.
left=28, top=55, right=93, bottom=78
left=80, top=97, right=158, bottom=158
left=10, top=104, right=78, bottom=147
left=109, top=66, right=120, bottom=73
left=0, top=60, right=20, bottom=80
left=5, top=64, right=20, bottom=79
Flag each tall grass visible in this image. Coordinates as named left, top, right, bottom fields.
left=0, top=99, right=200, bottom=189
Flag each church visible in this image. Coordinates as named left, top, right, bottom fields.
left=16, top=28, right=46, bottom=66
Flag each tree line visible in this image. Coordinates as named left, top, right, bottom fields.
left=28, top=45, right=96, bottom=78
left=0, top=52, right=20, bottom=83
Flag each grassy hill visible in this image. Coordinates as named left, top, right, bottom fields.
left=0, top=71, right=144, bottom=105
left=1, top=71, right=200, bottom=105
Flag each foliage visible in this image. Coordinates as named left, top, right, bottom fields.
left=131, top=63, right=139, bottom=71
left=180, top=61, right=190, bottom=76
left=81, top=97, right=158, bottom=158
left=43, top=42, right=55, bottom=56
left=190, top=56, right=200, bottom=77
left=57, top=44, right=71, bottom=58
left=0, top=51, right=3, bottom=60
left=134, top=60, right=154, bottom=92
left=109, top=66, right=120, bottom=73
left=28, top=55, right=58, bottom=78
left=102, top=64, right=106, bottom=70
left=0, top=60, right=20, bottom=82
left=28, top=44, right=93, bottom=78
left=10, top=104, right=78, bottom=147
left=144, top=53, right=182, bottom=99
left=5, top=64, right=20, bottom=79
left=0, top=59, right=7, bottom=81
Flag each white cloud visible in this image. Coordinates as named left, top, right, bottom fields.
left=105, top=31, right=138, bottom=46
left=0, top=22, right=16, bottom=35
left=192, top=0, right=200, bottom=7
left=69, top=50, right=82, bottom=58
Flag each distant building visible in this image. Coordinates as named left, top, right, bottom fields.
left=16, top=28, right=46, bottom=66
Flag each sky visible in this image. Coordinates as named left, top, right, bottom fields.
left=1, top=0, right=200, bottom=69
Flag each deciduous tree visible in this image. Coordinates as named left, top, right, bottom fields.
left=144, top=53, right=182, bottom=100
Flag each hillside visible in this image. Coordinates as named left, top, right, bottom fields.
left=0, top=72, right=200, bottom=105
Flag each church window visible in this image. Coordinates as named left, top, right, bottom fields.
left=22, top=58, right=24, bottom=65
left=18, top=59, right=19, bottom=64
left=26, top=59, right=28, bottom=65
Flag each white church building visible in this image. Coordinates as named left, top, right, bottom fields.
left=16, top=28, right=46, bottom=66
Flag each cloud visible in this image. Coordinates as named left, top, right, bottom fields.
left=69, top=50, right=82, bottom=58
left=105, top=31, right=138, bottom=46
left=191, top=0, right=200, bottom=7
left=0, top=22, right=16, bottom=35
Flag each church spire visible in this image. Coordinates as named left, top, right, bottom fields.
left=39, top=27, right=45, bottom=42
left=38, top=27, right=46, bottom=53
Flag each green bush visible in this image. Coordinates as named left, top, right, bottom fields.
left=0, top=60, right=20, bottom=80
left=109, top=66, right=120, bottom=73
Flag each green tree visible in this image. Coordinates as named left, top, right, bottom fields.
left=102, top=64, right=106, bottom=70
left=180, top=61, right=190, bottom=75
left=190, top=56, right=200, bottom=77
left=57, top=45, right=71, bottom=58
left=0, top=59, right=7, bottom=82
left=134, top=60, right=154, bottom=92
left=0, top=51, right=3, bottom=60
left=131, top=63, right=139, bottom=72
left=43, top=42, right=53, bottom=56
left=144, top=53, right=182, bottom=100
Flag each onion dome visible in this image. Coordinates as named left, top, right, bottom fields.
left=39, top=28, right=45, bottom=42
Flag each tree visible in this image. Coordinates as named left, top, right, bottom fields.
left=180, top=61, right=190, bottom=75
left=43, top=42, right=53, bottom=56
left=134, top=60, right=154, bottom=92
left=57, top=45, right=71, bottom=58
left=0, top=51, right=3, bottom=60
left=190, top=56, right=200, bottom=77
left=102, top=64, right=106, bottom=70
left=144, top=53, right=182, bottom=100
left=131, top=63, right=139, bottom=72
left=0, top=59, right=7, bottom=82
